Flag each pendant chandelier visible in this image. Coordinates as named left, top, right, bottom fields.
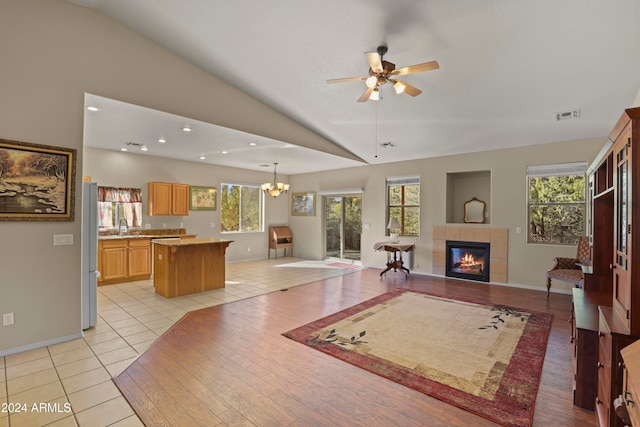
left=261, top=162, right=289, bottom=198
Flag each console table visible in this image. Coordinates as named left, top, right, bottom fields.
left=374, top=241, right=415, bottom=278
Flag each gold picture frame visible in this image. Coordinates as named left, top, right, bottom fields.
left=0, top=138, right=76, bottom=221
left=189, top=186, right=217, bottom=211
left=464, top=197, right=486, bottom=223
left=291, top=192, right=316, bottom=216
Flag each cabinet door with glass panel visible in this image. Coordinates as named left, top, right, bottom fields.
left=613, top=126, right=632, bottom=333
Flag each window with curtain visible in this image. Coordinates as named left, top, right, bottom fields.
left=527, top=162, right=586, bottom=245
left=98, top=186, right=142, bottom=229
left=386, top=176, right=420, bottom=237
left=220, top=182, right=263, bottom=233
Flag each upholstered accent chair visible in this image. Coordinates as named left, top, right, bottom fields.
left=545, top=236, right=590, bottom=297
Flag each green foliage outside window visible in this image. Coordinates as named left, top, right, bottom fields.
left=388, top=183, right=420, bottom=236
left=528, top=175, right=585, bottom=244
left=221, top=183, right=262, bottom=232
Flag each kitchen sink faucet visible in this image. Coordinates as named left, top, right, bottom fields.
left=118, top=218, right=128, bottom=236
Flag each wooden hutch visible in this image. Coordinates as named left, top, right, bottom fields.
left=571, top=107, right=640, bottom=427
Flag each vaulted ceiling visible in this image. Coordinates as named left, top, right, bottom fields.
left=72, top=0, right=640, bottom=174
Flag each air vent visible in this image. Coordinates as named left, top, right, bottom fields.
left=379, top=141, right=396, bottom=149
left=124, top=141, right=144, bottom=147
left=555, top=109, right=580, bottom=121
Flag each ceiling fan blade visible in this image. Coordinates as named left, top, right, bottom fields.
left=365, top=51, right=383, bottom=73
left=326, top=76, right=367, bottom=84
left=357, top=87, right=374, bottom=103
left=392, top=60, right=440, bottom=76
left=394, top=79, right=422, bottom=97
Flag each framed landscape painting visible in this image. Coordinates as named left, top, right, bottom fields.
left=190, top=185, right=217, bottom=211
left=292, top=192, right=316, bottom=216
left=0, top=138, right=76, bottom=221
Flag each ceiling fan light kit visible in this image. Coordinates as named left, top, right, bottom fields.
left=327, top=45, right=439, bottom=102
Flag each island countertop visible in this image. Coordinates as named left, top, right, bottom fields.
left=151, top=238, right=232, bottom=246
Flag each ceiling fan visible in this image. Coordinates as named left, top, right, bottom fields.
left=327, top=46, right=439, bottom=102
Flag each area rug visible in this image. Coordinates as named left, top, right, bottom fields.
left=282, top=289, right=553, bottom=427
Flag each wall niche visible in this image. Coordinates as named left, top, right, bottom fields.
left=446, top=170, right=491, bottom=224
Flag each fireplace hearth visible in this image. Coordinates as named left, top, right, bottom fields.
left=446, top=240, right=490, bottom=282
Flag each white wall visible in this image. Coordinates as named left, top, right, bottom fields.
left=0, top=0, right=340, bottom=355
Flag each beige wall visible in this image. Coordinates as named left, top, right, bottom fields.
left=84, top=148, right=289, bottom=261
left=0, top=0, right=622, bottom=356
left=288, top=137, right=606, bottom=290
left=0, top=0, right=339, bottom=355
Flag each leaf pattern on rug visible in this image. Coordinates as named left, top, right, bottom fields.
left=308, top=329, right=367, bottom=348
left=479, top=306, right=530, bottom=330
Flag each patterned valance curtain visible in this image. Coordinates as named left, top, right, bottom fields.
left=98, top=187, right=142, bottom=203
left=98, top=187, right=142, bottom=228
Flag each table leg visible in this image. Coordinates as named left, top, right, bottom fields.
left=398, top=251, right=410, bottom=277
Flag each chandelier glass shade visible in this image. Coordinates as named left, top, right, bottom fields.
left=262, top=163, right=289, bottom=198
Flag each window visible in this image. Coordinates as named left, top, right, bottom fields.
left=220, top=182, right=263, bottom=233
left=98, top=187, right=142, bottom=229
left=386, top=176, right=420, bottom=236
left=527, top=162, right=586, bottom=245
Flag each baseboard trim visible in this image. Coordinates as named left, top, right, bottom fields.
left=403, top=271, right=573, bottom=295
left=0, top=332, right=84, bottom=357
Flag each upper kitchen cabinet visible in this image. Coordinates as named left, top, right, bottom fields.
left=148, top=182, right=190, bottom=216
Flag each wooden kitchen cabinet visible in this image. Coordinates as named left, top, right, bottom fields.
left=99, top=239, right=127, bottom=283
left=98, top=237, right=152, bottom=285
left=128, top=238, right=152, bottom=277
left=147, top=182, right=189, bottom=216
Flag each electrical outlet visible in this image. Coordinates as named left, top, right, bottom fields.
left=3, top=312, right=14, bottom=326
left=162, top=223, right=167, bottom=229
left=247, top=247, right=251, bottom=252
left=209, top=222, right=215, bottom=228
left=179, top=223, right=184, bottom=228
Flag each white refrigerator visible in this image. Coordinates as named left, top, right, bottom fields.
left=81, top=182, right=99, bottom=330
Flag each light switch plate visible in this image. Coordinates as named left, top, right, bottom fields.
left=53, top=234, right=74, bottom=246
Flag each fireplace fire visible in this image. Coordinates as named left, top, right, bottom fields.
left=445, top=240, right=490, bottom=282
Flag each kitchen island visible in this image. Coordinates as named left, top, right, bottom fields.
left=152, top=238, right=233, bottom=298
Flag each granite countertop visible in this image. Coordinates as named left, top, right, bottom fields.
left=98, top=234, right=195, bottom=240
left=152, top=238, right=232, bottom=246
left=99, top=227, right=197, bottom=240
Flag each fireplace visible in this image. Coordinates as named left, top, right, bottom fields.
left=446, top=240, right=490, bottom=282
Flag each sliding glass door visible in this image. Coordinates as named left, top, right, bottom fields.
left=325, top=195, right=362, bottom=261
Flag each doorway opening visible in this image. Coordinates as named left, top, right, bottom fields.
left=324, top=195, right=362, bottom=262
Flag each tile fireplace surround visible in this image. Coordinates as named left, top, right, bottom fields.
left=432, top=226, right=508, bottom=283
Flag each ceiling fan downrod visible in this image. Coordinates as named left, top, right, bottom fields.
left=377, top=45, right=388, bottom=60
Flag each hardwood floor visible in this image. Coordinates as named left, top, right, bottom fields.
left=113, top=269, right=597, bottom=427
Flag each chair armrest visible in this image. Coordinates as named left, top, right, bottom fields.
left=550, top=257, right=580, bottom=270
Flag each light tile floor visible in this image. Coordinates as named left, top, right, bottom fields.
left=0, top=258, right=362, bottom=427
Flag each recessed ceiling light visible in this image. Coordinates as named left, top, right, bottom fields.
left=141, top=146, right=148, bottom=151
left=120, top=148, right=127, bottom=152
left=86, top=106, right=100, bottom=112
left=158, top=138, right=166, bottom=143
left=182, top=126, right=192, bottom=132
left=221, top=151, right=228, bottom=154
left=199, top=155, right=206, bottom=160
left=249, top=142, right=257, bottom=146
